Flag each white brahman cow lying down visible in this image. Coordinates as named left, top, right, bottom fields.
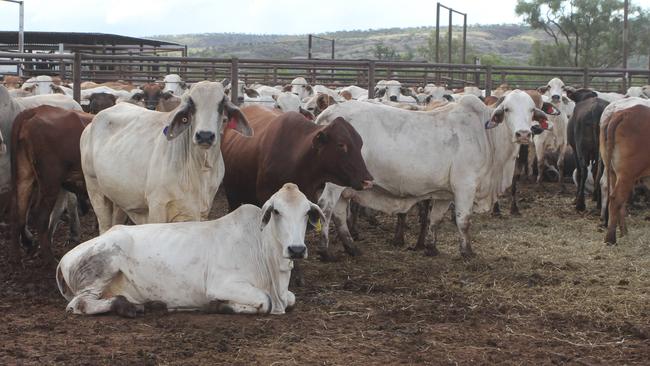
left=80, top=81, right=252, bottom=233
left=56, top=183, right=326, bottom=317
left=315, top=91, right=550, bottom=257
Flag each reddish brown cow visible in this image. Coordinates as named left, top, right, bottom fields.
left=131, top=83, right=180, bottom=111
left=222, top=105, right=372, bottom=209
left=10, top=105, right=93, bottom=265
left=602, top=105, right=650, bottom=245
left=222, top=105, right=372, bottom=263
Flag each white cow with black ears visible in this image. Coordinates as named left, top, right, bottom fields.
left=80, top=81, right=252, bottom=233
left=56, top=183, right=326, bottom=317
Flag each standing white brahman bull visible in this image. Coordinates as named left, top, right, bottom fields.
left=80, top=81, right=252, bottom=233
left=162, top=74, right=187, bottom=96
left=289, top=77, right=313, bottom=100
left=316, top=91, right=551, bottom=257
left=56, top=183, right=326, bottom=317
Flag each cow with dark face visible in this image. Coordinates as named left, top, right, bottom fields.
left=86, top=93, right=116, bottom=114
left=133, top=83, right=165, bottom=110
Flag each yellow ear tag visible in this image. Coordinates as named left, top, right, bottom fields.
left=315, top=219, right=322, bottom=233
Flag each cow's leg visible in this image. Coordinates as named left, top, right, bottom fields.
left=347, top=201, right=360, bottom=240
left=67, top=293, right=138, bottom=318
left=66, top=193, right=80, bottom=244
left=454, top=190, right=476, bottom=258
left=527, top=141, right=537, bottom=182
left=10, top=156, right=35, bottom=262
left=535, top=143, right=545, bottom=185
left=331, top=200, right=360, bottom=257
left=491, top=202, right=501, bottom=217
left=290, top=262, right=304, bottom=287
left=422, top=200, right=451, bottom=256
left=48, top=191, right=80, bottom=245
left=392, top=213, right=406, bottom=247
left=85, top=177, right=114, bottom=234
left=557, top=144, right=567, bottom=192
left=576, top=159, right=588, bottom=211
left=33, top=188, right=62, bottom=266
left=414, top=199, right=432, bottom=250
left=510, top=174, right=521, bottom=216
left=206, top=282, right=273, bottom=315
left=605, top=174, right=634, bottom=245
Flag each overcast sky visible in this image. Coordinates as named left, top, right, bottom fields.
left=1, top=0, right=649, bottom=37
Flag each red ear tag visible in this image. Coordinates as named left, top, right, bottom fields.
left=227, top=117, right=238, bottom=130
left=540, top=119, right=549, bottom=130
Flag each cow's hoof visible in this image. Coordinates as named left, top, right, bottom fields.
left=576, top=203, right=586, bottom=212
left=424, top=246, right=439, bottom=257
left=112, top=296, right=137, bottom=318
left=460, top=250, right=476, bottom=259
left=317, top=249, right=340, bottom=263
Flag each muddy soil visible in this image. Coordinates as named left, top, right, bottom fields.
left=1, top=183, right=649, bottom=365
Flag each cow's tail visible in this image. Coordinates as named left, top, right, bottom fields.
left=604, top=110, right=627, bottom=214
left=9, top=108, right=40, bottom=225
left=56, top=263, right=74, bottom=302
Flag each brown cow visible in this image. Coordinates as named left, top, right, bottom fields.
left=10, top=105, right=93, bottom=265
left=221, top=105, right=373, bottom=261
left=602, top=104, right=650, bottom=245
left=2, top=75, right=24, bottom=89
left=130, top=83, right=180, bottom=112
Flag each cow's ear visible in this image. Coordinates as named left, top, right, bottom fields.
left=245, top=88, right=259, bottom=98
left=308, top=202, right=326, bottom=228
left=299, top=106, right=314, bottom=120
left=561, top=96, right=570, bottom=104
left=260, top=202, right=274, bottom=231
left=537, top=85, right=549, bottom=94
left=305, top=85, right=314, bottom=95
left=375, top=88, right=386, bottom=98
left=164, top=98, right=195, bottom=140
left=532, top=108, right=548, bottom=122
left=131, top=92, right=144, bottom=102
left=491, top=107, right=505, bottom=124
left=283, top=84, right=292, bottom=92
left=222, top=98, right=253, bottom=137
left=312, top=131, right=328, bottom=147
left=221, top=78, right=230, bottom=88
left=316, top=94, right=330, bottom=111
left=541, top=102, right=560, bottom=115
left=161, top=91, right=174, bottom=100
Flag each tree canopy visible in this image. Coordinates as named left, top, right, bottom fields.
left=516, top=0, right=650, bottom=68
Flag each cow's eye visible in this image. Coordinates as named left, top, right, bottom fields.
left=181, top=116, right=189, bottom=124
left=504, top=108, right=510, bottom=112
left=273, top=208, right=280, bottom=216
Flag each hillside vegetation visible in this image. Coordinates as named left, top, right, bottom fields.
left=153, top=24, right=550, bottom=65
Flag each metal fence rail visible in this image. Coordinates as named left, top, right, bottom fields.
left=2, top=52, right=650, bottom=103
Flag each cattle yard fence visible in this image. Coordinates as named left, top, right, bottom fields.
left=2, top=52, right=650, bottom=103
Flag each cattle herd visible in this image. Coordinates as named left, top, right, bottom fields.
left=0, top=72, right=649, bottom=319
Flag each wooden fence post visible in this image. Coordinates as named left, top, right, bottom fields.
left=368, top=61, right=376, bottom=99
left=230, top=57, right=239, bottom=104
left=583, top=68, right=589, bottom=88
left=73, top=53, right=82, bottom=103
left=485, top=65, right=492, bottom=97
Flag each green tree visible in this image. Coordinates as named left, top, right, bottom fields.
left=516, top=0, right=650, bottom=68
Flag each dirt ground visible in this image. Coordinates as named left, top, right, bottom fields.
left=0, top=182, right=649, bottom=365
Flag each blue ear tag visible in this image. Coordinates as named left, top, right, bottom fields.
left=163, top=126, right=169, bottom=136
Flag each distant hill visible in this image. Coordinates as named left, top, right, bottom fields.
left=152, top=24, right=553, bottom=65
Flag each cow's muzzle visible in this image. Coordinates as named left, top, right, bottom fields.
left=389, top=95, right=398, bottom=102
left=195, top=131, right=216, bottom=147
left=287, top=245, right=307, bottom=259
left=515, top=130, right=532, bottom=144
